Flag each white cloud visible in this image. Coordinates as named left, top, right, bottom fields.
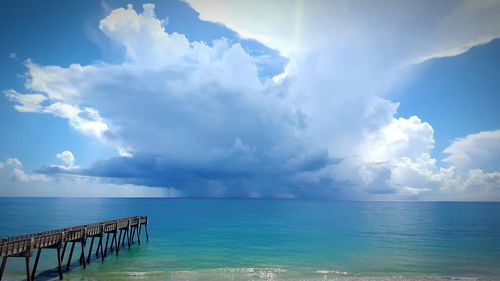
left=350, top=118, right=500, bottom=200
left=5, top=4, right=325, bottom=198
left=399, top=186, right=432, bottom=197
left=13, top=4, right=273, bottom=159
left=0, top=174, right=180, bottom=197
left=56, top=151, right=75, bottom=167
left=460, top=169, right=500, bottom=192
left=5, top=158, right=23, bottom=169
left=0, top=158, right=48, bottom=183
left=99, top=4, right=191, bottom=67
left=443, top=130, right=500, bottom=175
left=0, top=158, right=23, bottom=170
left=5, top=88, right=115, bottom=151
left=342, top=115, right=438, bottom=196
left=409, top=35, right=499, bottom=66
left=46, top=151, right=85, bottom=173
left=185, top=0, right=500, bottom=199
left=11, top=168, right=48, bottom=182
left=361, top=116, right=434, bottom=164
left=188, top=0, right=500, bottom=66
left=188, top=0, right=299, bottom=56
left=0, top=157, right=178, bottom=197
left=407, top=0, right=500, bottom=65
left=43, top=103, right=109, bottom=139
left=43, top=102, right=80, bottom=118
left=4, top=89, right=47, bottom=112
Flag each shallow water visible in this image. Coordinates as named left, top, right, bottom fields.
left=1, top=198, right=500, bottom=280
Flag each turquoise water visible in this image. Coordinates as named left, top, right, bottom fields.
left=1, top=198, right=500, bottom=280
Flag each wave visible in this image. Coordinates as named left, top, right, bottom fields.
left=316, top=269, right=349, bottom=275
left=3, top=268, right=498, bottom=281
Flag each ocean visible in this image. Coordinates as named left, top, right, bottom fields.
left=0, top=198, right=499, bottom=280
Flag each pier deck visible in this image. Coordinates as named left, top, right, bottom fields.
left=0, top=215, right=149, bottom=281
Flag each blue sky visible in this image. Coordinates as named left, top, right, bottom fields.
left=0, top=0, right=499, bottom=200
left=394, top=39, right=500, bottom=160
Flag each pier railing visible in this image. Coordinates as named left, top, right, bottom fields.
left=0, top=215, right=149, bottom=281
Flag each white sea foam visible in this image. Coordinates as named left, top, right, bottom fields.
left=316, top=270, right=349, bottom=275
left=126, top=270, right=165, bottom=276
left=212, top=267, right=288, bottom=280
left=125, top=269, right=498, bottom=281
left=3, top=270, right=497, bottom=281
left=217, top=267, right=288, bottom=273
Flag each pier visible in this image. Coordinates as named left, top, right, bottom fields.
left=0, top=215, right=149, bottom=281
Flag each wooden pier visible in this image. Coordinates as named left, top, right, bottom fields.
left=0, top=215, right=149, bottom=281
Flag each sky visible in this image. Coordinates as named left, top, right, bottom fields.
left=0, top=0, right=499, bottom=200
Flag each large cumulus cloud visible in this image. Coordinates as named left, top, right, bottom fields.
left=6, top=4, right=345, bottom=198
left=4, top=3, right=500, bottom=200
